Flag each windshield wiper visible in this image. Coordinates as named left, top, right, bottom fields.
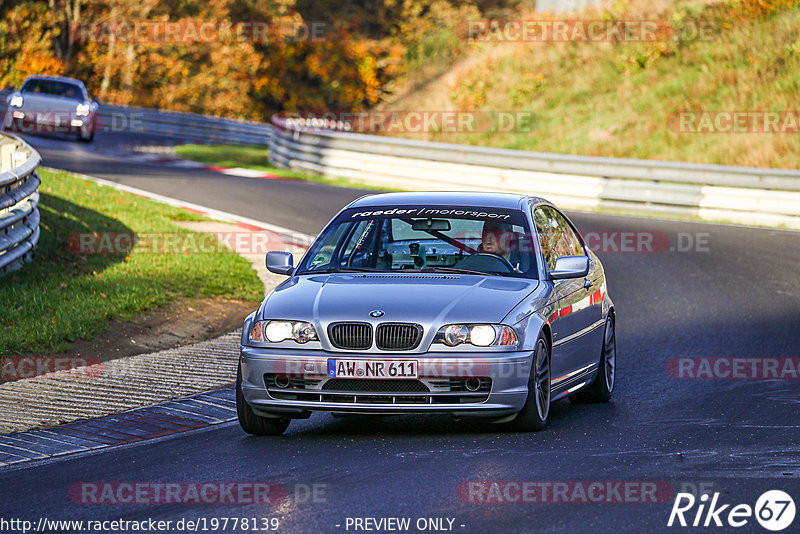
left=315, top=267, right=385, bottom=273
left=306, top=266, right=505, bottom=276
left=414, top=266, right=501, bottom=276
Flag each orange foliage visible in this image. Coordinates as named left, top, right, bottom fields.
left=2, top=0, right=409, bottom=119
left=5, top=0, right=796, bottom=118
left=0, top=3, right=63, bottom=88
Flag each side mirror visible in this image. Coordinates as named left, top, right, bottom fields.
left=266, top=251, right=294, bottom=275
left=550, top=255, right=589, bottom=279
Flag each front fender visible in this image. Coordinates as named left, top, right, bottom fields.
left=512, top=308, right=551, bottom=353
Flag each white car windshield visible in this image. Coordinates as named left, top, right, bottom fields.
left=298, top=205, right=538, bottom=278
left=20, top=79, right=84, bottom=100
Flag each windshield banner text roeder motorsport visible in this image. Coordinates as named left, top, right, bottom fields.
left=346, top=206, right=514, bottom=220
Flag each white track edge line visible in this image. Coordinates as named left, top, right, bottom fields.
left=41, top=166, right=314, bottom=242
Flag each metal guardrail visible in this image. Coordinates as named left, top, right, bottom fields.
left=95, top=104, right=272, bottom=145
left=269, top=116, right=800, bottom=229
left=0, top=133, right=41, bottom=275
left=0, top=89, right=271, bottom=146
left=2, top=85, right=798, bottom=228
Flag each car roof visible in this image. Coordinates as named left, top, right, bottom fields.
left=22, top=75, right=86, bottom=88
left=347, top=191, right=548, bottom=210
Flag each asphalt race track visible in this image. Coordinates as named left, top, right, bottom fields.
left=2, top=130, right=799, bottom=533
left=23, top=130, right=368, bottom=236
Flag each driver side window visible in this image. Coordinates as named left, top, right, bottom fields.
left=533, top=206, right=584, bottom=271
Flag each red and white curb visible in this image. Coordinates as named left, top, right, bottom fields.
left=97, top=148, right=287, bottom=180
left=0, top=386, right=238, bottom=467
left=0, top=171, right=316, bottom=463
left=205, top=165, right=283, bottom=180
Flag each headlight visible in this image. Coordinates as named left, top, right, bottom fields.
left=434, top=324, right=518, bottom=347
left=249, top=320, right=318, bottom=344
left=9, top=95, right=23, bottom=107
left=76, top=103, right=90, bottom=116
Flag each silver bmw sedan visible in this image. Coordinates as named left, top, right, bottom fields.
left=238, top=192, right=616, bottom=435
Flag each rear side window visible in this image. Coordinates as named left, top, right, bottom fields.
left=533, top=206, right=584, bottom=271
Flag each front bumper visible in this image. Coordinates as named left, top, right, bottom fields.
left=240, top=346, right=532, bottom=418
left=3, top=113, right=91, bottom=134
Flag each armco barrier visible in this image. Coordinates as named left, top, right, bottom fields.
left=0, top=89, right=271, bottom=146
left=2, top=85, right=798, bottom=228
left=95, top=104, right=272, bottom=145
left=0, top=133, right=41, bottom=275
left=269, top=116, right=800, bottom=229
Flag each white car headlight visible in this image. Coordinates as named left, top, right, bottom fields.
left=76, top=103, right=90, bottom=116
left=434, top=324, right=518, bottom=347
left=9, top=95, right=23, bottom=108
left=250, top=320, right=318, bottom=344
left=469, top=325, right=497, bottom=346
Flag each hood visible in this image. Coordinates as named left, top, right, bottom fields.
left=12, top=93, right=84, bottom=114
left=260, top=273, right=539, bottom=328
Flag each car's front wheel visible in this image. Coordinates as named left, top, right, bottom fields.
left=236, top=363, right=290, bottom=436
left=510, top=333, right=551, bottom=432
left=570, top=314, right=616, bottom=404
left=77, top=125, right=94, bottom=143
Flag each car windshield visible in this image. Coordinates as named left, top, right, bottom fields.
left=298, top=205, right=538, bottom=278
left=20, top=79, right=84, bottom=100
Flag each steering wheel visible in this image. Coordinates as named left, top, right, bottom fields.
left=454, top=253, right=515, bottom=273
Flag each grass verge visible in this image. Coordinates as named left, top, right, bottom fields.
left=387, top=0, right=800, bottom=169
left=0, top=168, right=263, bottom=355
left=174, top=144, right=275, bottom=171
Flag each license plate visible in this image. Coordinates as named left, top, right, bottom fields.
left=327, top=359, right=418, bottom=379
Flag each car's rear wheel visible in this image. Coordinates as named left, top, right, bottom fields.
left=236, top=363, right=290, bottom=436
left=510, top=333, right=550, bottom=432
left=570, top=314, right=616, bottom=404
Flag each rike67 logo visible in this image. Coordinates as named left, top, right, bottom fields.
left=668, top=490, right=796, bottom=531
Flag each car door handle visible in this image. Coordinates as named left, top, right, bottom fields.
left=583, top=279, right=594, bottom=290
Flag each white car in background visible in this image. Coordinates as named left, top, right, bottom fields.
left=3, top=75, right=98, bottom=142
